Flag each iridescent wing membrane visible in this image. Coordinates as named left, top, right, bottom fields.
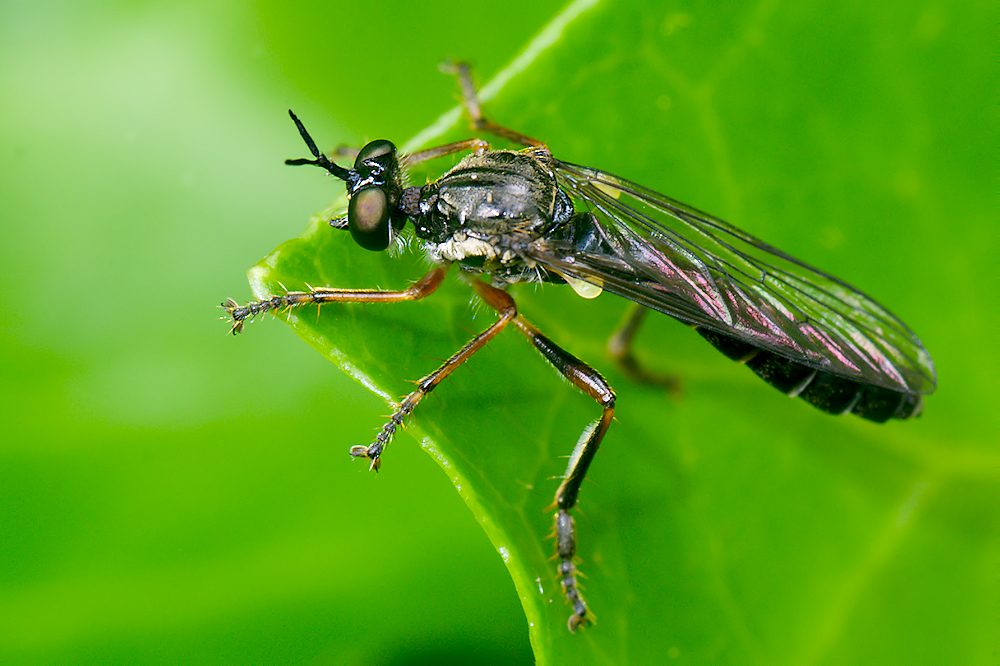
left=529, top=159, right=936, bottom=417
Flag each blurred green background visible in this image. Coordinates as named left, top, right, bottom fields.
left=1, top=0, right=995, bottom=664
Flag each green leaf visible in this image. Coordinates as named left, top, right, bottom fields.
left=241, top=1, right=996, bottom=663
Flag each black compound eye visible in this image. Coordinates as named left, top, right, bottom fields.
left=354, top=139, right=396, bottom=168
left=348, top=186, right=391, bottom=251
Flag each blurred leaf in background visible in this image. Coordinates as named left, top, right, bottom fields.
left=0, top=0, right=994, bottom=664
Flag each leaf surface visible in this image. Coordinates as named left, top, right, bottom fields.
left=245, top=1, right=997, bottom=662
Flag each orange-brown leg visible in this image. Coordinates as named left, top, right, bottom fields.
left=220, top=267, right=448, bottom=335
left=608, top=303, right=681, bottom=392
left=443, top=61, right=547, bottom=149
left=403, top=137, right=491, bottom=167
left=507, top=314, right=615, bottom=632
left=349, top=280, right=518, bottom=471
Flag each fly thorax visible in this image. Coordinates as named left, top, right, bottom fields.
left=412, top=150, right=576, bottom=280
left=417, top=151, right=561, bottom=237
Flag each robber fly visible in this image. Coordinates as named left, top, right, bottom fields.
left=222, top=63, right=936, bottom=632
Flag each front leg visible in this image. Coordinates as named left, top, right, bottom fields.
left=220, top=267, right=448, bottom=334
left=442, top=60, right=547, bottom=149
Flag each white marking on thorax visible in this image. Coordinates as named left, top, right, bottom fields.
left=433, top=236, right=500, bottom=262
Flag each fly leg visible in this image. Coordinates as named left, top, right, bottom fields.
left=350, top=280, right=518, bottom=470
left=328, top=138, right=492, bottom=169
left=332, top=145, right=359, bottom=160
left=442, top=60, right=547, bottom=149
left=494, top=311, right=615, bottom=632
left=608, top=303, right=681, bottom=393
left=220, top=266, right=447, bottom=334
left=404, top=137, right=492, bottom=166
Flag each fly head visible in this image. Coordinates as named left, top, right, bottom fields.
left=284, top=110, right=407, bottom=252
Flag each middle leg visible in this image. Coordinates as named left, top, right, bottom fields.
left=351, top=279, right=519, bottom=471
left=504, top=313, right=616, bottom=632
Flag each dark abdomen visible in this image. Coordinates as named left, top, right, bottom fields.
left=696, top=328, right=923, bottom=422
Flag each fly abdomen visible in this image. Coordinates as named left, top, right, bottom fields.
left=696, top=328, right=923, bottom=422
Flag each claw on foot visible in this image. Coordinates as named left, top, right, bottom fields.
left=220, top=297, right=247, bottom=334
left=349, top=444, right=381, bottom=471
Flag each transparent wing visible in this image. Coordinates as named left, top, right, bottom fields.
left=529, top=159, right=936, bottom=394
